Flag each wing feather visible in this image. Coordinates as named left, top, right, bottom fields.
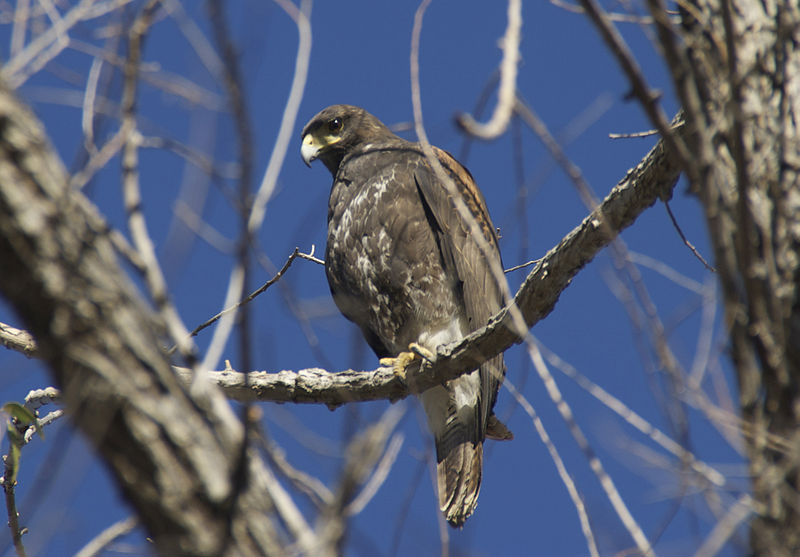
left=413, top=147, right=506, bottom=442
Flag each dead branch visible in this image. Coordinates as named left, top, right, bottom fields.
left=455, top=0, right=521, bottom=139
left=0, top=65, right=290, bottom=556
left=0, top=322, right=37, bottom=358
left=174, top=123, right=682, bottom=405
left=2, top=121, right=682, bottom=408
left=74, top=516, right=139, bottom=557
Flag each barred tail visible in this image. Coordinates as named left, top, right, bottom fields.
left=437, top=440, right=482, bottom=527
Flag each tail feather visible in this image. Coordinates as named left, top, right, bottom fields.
left=437, top=441, right=483, bottom=527
left=421, top=374, right=486, bottom=527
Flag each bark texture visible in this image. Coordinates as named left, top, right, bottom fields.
left=675, top=1, right=800, bottom=554
left=0, top=79, right=288, bottom=556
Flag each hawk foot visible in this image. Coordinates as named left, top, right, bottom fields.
left=380, top=343, right=435, bottom=380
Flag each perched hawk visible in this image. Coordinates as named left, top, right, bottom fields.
left=301, top=105, right=510, bottom=526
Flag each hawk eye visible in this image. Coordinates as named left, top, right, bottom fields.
left=328, top=118, right=342, bottom=133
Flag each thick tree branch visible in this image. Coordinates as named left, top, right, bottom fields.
left=416, top=119, right=681, bottom=376
left=2, top=122, right=681, bottom=408
left=0, top=73, right=292, bottom=555
left=174, top=127, right=682, bottom=405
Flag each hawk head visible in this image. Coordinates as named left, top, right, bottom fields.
left=301, top=104, right=394, bottom=175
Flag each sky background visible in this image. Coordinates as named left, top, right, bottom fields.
left=0, top=1, right=745, bottom=556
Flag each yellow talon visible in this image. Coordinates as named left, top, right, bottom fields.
left=408, top=342, right=435, bottom=362
left=380, top=343, right=435, bottom=380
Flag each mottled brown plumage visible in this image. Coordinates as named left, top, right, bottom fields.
left=301, top=105, right=509, bottom=526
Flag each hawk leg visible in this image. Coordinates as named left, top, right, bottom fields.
left=380, top=342, right=435, bottom=379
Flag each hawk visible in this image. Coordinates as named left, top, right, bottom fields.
left=301, top=105, right=510, bottom=526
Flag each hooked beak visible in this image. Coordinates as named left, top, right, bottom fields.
left=301, top=133, right=320, bottom=167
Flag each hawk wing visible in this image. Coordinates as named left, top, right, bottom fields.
left=413, top=147, right=507, bottom=525
left=414, top=147, right=506, bottom=432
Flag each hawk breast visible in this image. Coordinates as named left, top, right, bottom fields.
left=325, top=145, right=462, bottom=357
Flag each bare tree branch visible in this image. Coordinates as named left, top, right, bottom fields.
left=170, top=123, right=682, bottom=406
left=455, top=0, right=521, bottom=139
left=2, top=441, right=28, bottom=557
left=179, top=246, right=319, bottom=349
left=503, top=376, right=599, bottom=557
left=0, top=69, right=291, bottom=556
left=74, top=516, right=139, bottom=557
left=314, top=405, right=405, bottom=556
left=120, top=0, right=196, bottom=361
left=576, top=0, right=696, bottom=185
left=0, top=321, right=38, bottom=358
left=2, top=122, right=682, bottom=408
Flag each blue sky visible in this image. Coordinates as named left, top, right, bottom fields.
left=0, top=2, right=744, bottom=555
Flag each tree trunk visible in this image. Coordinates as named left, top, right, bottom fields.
left=676, top=0, right=800, bottom=554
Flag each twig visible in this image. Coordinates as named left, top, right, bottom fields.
left=247, top=0, right=312, bottom=233
left=297, top=248, right=324, bottom=265
left=173, top=200, right=236, bottom=253
left=140, top=135, right=239, bottom=180
left=201, top=0, right=312, bottom=372
left=0, top=322, right=38, bottom=358
left=345, top=432, right=404, bottom=516
left=517, top=94, right=697, bottom=462
left=504, top=259, right=540, bottom=273
left=121, top=0, right=198, bottom=363
left=688, top=280, right=719, bottom=388
left=455, top=0, right=521, bottom=139
left=2, top=432, right=28, bottom=557
left=3, top=0, right=95, bottom=87
left=22, top=410, right=63, bottom=444
left=411, top=0, right=517, bottom=387
left=181, top=247, right=317, bottom=347
left=69, top=124, right=127, bottom=190
left=255, top=445, right=317, bottom=553
left=548, top=0, right=655, bottom=23
left=539, top=343, right=726, bottom=488
left=316, top=405, right=405, bottom=555
left=576, top=0, right=696, bottom=185
left=161, top=0, right=224, bottom=78
left=458, top=70, right=499, bottom=162
left=208, top=0, right=256, bottom=379
left=514, top=96, right=599, bottom=208
left=527, top=339, right=654, bottom=556
left=253, top=246, right=333, bottom=369
left=626, top=251, right=705, bottom=294
left=67, top=37, right=225, bottom=110
left=389, top=457, right=428, bottom=557
left=609, top=128, right=659, bottom=139
left=10, top=0, right=30, bottom=58
left=207, top=6, right=258, bottom=544
left=23, top=387, right=61, bottom=413
left=504, top=377, right=599, bottom=557
left=74, top=516, right=139, bottom=557
left=2, top=477, right=27, bottom=557
left=664, top=200, right=715, bottom=272
left=81, top=56, right=103, bottom=155
left=694, top=494, right=753, bottom=557
left=260, top=435, right=333, bottom=509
